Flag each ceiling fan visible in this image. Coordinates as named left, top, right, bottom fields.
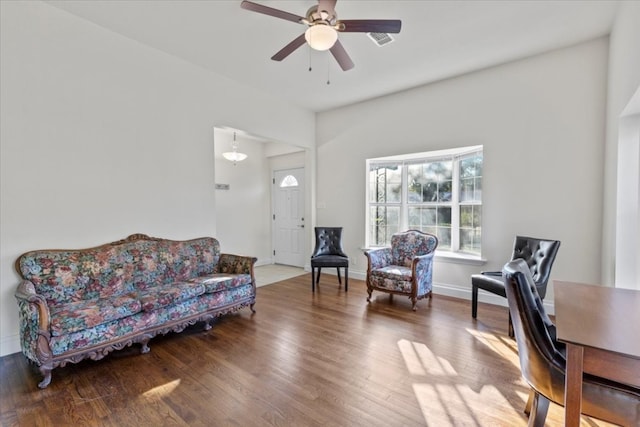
left=240, top=0, right=401, bottom=71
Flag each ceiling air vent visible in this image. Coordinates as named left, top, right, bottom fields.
left=367, top=32, right=394, bottom=47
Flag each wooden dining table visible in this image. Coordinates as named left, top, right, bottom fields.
left=554, top=280, right=640, bottom=427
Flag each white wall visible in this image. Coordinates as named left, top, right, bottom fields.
left=213, top=129, right=272, bottom=263
left=604, top=1, right=640, bottom=288
left=0, top=1, right=314, bottom=356
left=615, top=114, right=640, bottom=289
left=316, top=38, right=609, bottom=305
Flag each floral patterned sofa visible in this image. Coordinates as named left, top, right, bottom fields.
left=14, top=233, right=256, bottom=389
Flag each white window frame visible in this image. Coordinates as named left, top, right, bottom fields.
left=365, top=145, right=483, bottom=258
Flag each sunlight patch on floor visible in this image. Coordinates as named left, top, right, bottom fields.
left=466, top=328, right=521, bottom=369
left=398, top=338, right=457, bottom=376
left=142, top=379, right=181, bottom=399
left=399, top=338, right=528, bottom=426
left=413, top=382, right=523, bottom=426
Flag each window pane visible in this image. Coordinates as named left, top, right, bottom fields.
left=437, top=227, right=451, bottom=250
left=459, top=153, right=483, bottom=202
left=460, top=178, right=474, bottom=202
left=473, top=205, right=482, bottom=228
left=408, top=207, right=436, bottom=229
left=460, top=156, right=480, bottom=178
left=407, top=164, right=426, bottom=202
left=460, top=229, right=481, bottom=253
left=438, top=207, right=451, bottom=226
left=369, top=206, right=400, bottom=246
left=460, top=205, right=473, bottom=228
left=475, top=177, right=482, bottom=200
left=459, top=205, right=481, bottom=254
left=408, top=161, right=453, bottom=203
left=427, top=161, right=452, bottom=181
left=369, top=165, right=402, bottom=203
left=439, top=180, right=452, bottom=202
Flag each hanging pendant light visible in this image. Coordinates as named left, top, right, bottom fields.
left=222, top=132, right=248, bottom=165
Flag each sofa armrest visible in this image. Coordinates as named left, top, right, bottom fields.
left=218, top=254, right=258, bottom=277
left=365, top=247, right=392, bottom=269
left=15, top=280, right=52, bottom=365
left=412, top=252, right=436, bottom=296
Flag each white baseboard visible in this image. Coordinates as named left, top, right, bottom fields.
left=0, top=334, right=21, bottom=358
left=313, top=268, right=555, bottom=315
left=255, top=258, right=273, bottom=267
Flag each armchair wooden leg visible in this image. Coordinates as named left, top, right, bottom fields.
left=336, top=267, right=342, bottom=285
left=344, top=267, right=348, bottom=292
left=311, top=268, right=316, bottom=292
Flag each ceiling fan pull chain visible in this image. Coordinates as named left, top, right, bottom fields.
left=308, top=46, right=312, bottom=72
left=326, top=54, right=331, bottom=85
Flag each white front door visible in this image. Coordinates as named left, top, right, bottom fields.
left=273, top=168, right=305, bottom=267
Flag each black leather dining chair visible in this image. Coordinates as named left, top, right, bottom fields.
left=310, top=227, right=349, bottom=292
left=471, top=236, right=560, bottom=336
left=502, top=259, right=640, bottom=427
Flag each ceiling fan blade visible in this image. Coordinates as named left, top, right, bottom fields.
left=338, top=19, right=402, bottom=34
left=271, top=34, right=307, bottom=62
left=330, top=40, right=354, bottom=71
left=240, top=0, right=304, bottom=24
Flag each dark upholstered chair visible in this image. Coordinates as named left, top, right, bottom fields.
left=502, top=259, right=640, bottom=427
left=364, top=230, right=438, bottom=311
left=310, top=227, right=349, bottom=292
left=471, top=236, right=560, bottom=336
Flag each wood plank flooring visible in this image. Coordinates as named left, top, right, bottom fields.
left=0, top=275, right=613, bottom=426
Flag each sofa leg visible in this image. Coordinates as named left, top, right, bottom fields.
left=411, top=298, right=418, bottom=311
left=366, top=288, right=373, bottom=302
left=203, top=321, right=212, bottom=331
left=250, top=303, right=256, bottom=313
left=38, top=367, right=52, bottom=389
left=140, top=340, right=150, bottom=354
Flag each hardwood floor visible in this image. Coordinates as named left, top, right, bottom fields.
left=0, top=275, right=613, bottom=426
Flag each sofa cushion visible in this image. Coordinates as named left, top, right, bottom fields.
left=369, top=266, right=413, bottom=293
left=371, top=265, right=412, bottom=281
left=49, top=294, right=142, bottom=337
left=187, top=273, right=252, bottom=294
left=136, top=282, right=206, bottom=312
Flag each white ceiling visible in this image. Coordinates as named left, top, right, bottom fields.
left=47, top=0, right=620, bottom=113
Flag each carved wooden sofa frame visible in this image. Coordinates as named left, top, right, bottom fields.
left=14, top=233, right=256, bottom=388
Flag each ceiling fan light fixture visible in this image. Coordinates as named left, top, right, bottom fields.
left=305, top=24, right=338, bottom=51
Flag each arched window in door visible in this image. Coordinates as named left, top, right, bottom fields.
left=280, top=175, right=299, bottom=188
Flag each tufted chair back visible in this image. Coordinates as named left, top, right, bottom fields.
left=510, top=236, right=561, bottom=299
left=311, top=227, right=347, bottom=258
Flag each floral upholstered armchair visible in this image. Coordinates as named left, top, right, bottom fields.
left=364, top=230, right=438, bottom=311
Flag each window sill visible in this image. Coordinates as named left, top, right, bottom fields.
left=434, top=251, right=486, bottom=266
